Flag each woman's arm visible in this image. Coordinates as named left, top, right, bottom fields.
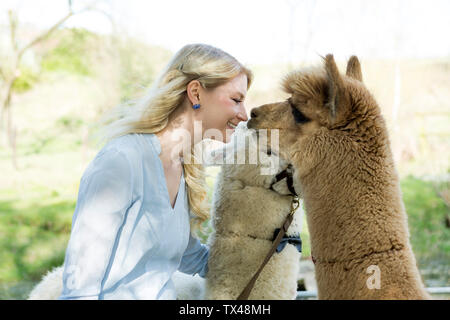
left=178, top=233, right=209, bottom=278
left=59, top=148, right=134, bottom=299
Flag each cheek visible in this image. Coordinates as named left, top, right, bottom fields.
left=202, top=98, right=235, bottom=139
left=213, top=98, right=236, bottom=121
left=221, top=97, right=236, bottom=113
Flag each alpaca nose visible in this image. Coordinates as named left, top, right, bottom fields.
left=250, top=109, right=258, bottom=119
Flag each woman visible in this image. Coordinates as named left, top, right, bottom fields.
left=59, top=44, right=253, bottom=299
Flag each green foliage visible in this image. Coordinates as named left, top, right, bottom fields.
left=400, top=176, right=449, bottom=263
left=116, top=39, right=171, bottom=101
left=12, top=67, right=39, bottom=93
left=55, top=116, right=84, bottom=130
left=41, top=28, right=96, bottom=76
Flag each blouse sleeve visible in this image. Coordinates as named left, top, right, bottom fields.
left=60, top=148, right=134, bottom=300
left=178, top=233, right=209, bottom=278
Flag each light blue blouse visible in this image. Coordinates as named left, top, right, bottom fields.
left=59, top=133, right=209, bottom=300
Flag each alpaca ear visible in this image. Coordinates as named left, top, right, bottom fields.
left=323, top=54, right=345, bottom=119
left=203, top=140, right=238, bottom=166
left=204, top=145, right=227, bottom=166
left=346, top=55, right=363, bottom=82
left=202, top=139, right=226, bottom=166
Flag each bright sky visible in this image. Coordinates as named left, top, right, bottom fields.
left=1, top=0, right=449, bottom=65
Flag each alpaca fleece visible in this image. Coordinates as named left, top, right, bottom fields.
left=248, top=55, right=429, bottom=300
left=205, top=124, right=303, bottom=299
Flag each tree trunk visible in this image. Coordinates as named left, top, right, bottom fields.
left=2, top=73, right=19, bottom=169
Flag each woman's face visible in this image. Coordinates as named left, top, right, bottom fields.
left=194, top=73, right=249, bottom=143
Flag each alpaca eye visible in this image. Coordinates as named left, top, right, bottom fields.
left=291, top=106, right=310, bottom=124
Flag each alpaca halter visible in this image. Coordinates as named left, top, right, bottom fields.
left=269, top=164, right=298, bottom=197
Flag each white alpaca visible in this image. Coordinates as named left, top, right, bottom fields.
left=28, top=266, right=65, bottom=300
left=28, top=266, right=205, bottom=300
left=204, top=123, right=303, bottom=299
left=28, top=123, right=303, bottom=300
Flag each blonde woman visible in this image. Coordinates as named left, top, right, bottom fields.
left=59, top=44, right=253, bottom=299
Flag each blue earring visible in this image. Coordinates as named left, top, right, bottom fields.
left=192, top=104, right=201, bottom=110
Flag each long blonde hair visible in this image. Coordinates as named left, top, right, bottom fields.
left=94, top=43, right=253, bottom=234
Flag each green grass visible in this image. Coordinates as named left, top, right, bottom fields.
left=0, top=190, right=75, bottom=299
left=401, top=176, right=449, bottom=261
left=0, top=195, right=74, bottom=283
left=400, top=176, right=450, bottom=287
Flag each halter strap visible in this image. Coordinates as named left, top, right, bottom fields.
left=270, top=164, right=297, bottom=197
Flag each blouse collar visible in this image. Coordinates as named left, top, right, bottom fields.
left=147, top=133, right=162, bottom=155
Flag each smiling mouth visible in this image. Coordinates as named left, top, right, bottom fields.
left=227, top=121, right=237, bottom=129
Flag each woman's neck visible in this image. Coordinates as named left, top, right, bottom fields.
left=156, top=103, right=197, bottom=167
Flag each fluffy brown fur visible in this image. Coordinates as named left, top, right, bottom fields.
left=247, top=54, right=430, bottom=300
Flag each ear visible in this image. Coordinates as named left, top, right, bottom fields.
left=186, top=80, right=201, bottom=105
left=345, top=55, right=363, bottom=82
left=323, top=54, right=345, bottom=119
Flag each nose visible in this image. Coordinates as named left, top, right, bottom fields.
left=237, top=105, right=248, bottom=122
left=250, top=108, right=258, bottom=119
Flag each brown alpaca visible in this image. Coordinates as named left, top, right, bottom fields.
left=247, top=55, right=430, bottom=299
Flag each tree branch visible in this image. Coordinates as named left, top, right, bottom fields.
left=17, top=10, right=74, bottom=60
left=8, top=10, right=19, bottom=54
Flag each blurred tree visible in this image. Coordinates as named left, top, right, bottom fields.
left=0, top=0, right=114, bottom=169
